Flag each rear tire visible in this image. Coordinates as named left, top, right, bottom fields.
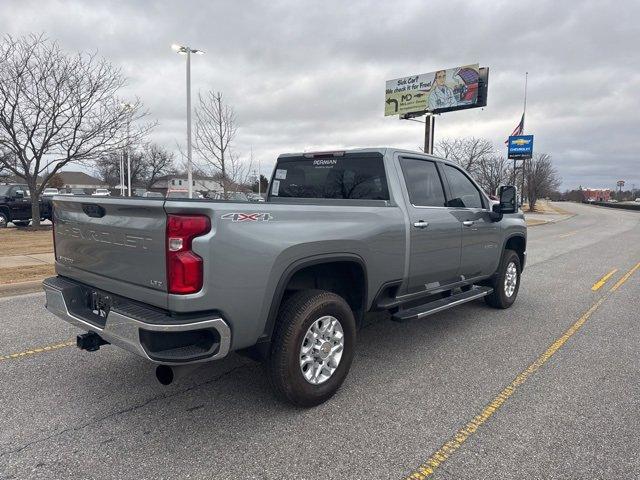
left=12, top=220, right=30, bottom=227
left=267, top=289, right=356, bottom=407
left=484, top=249, right=521, bottom=309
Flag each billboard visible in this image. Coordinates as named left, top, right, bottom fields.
left=385, top=64, right=487, bottom=116
left=508, top=135, right=534, bottom=159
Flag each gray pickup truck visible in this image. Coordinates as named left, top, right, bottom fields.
left=43, top=148, right=526, bottom=406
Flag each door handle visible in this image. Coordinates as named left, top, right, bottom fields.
left=463, top=220, right=474, bottom=227
left=413, top=221, right=429, bottom=229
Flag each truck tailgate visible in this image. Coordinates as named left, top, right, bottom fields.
left=53, top=197, right=167, bottom=295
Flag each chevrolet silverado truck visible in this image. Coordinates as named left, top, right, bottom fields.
left=0, top=183, right=52, bottom=227
left=43, top=148, right=526, bottom=407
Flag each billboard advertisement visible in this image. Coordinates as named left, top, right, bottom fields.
left=507, top=135, right=534, bottom=159
left=385, top=64, right=486, bottom=116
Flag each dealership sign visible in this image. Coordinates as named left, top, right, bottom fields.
left=385, top=64, right=488, bottom=116
left=508, top=135, right=534, bottom=159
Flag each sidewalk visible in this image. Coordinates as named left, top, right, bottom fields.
left=0, top=253, right=55, bottom=268
left=523, top=200, right=576, bottom=227
left=0, top=253, right=55, bottom=298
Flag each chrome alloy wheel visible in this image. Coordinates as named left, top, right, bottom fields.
left=504, top=261, right=518, bottom=297
left=299, top=315, right=344, bottom=385
left=0, top=216, right=6, bottom=227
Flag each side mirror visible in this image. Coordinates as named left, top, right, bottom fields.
left=493, top=185, right=517, bottom=214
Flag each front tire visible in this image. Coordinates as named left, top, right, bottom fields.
left=0, top=212, right=7, bottom=228
left=267, top=289, right=356, bottom=407
left=484, top=249, right=521, bottom=309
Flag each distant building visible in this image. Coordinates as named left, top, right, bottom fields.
left=582, top=188, right=611, bottom=202
left=53, top=171, right=107, bottom=193
left=150, top=173, right=224, bottom=195
left=2, top=171, right=105, bottom=194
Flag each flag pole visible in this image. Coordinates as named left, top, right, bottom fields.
left=521, top=72, right=528, bottom=207
left=522, top=72, right=528, bottom=133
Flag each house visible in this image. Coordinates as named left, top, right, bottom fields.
left=1, top=171, right=106, bottom=194
left=150, top=173, right=224, bottom=195
left=53, top=171, right=107, bottom=193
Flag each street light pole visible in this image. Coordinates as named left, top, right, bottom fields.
left=186, top=49, right=193, bottom=199
left=172, top=44, right=204, bottom=199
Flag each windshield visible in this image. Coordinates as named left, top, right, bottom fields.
left=271, top=153, right=389, bottom=200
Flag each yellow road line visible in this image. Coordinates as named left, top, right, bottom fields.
left=610, top=262, right=640, bottom=292
left=558, top=230, right=579, bottom=238
left=404, top=261, right=640, bottom=480
left=591, top=269, right=618, bottom=291
left=0, top=340, right=75, bottom=362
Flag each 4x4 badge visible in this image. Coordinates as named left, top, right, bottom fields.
left=221, top=212, right=273, bottom=222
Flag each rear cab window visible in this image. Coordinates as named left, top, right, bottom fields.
left=270, top=153, right=389, bottom=201
left=399, top=158, right=447, bottom=207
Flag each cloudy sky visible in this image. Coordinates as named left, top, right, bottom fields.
left=2, top=0, right=639, bottom=189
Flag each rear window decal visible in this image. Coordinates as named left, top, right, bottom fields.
left=271, top=180, right=280, bottom=196
left=275, top=169, right=287, bottom=180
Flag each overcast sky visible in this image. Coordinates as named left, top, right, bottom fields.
left=2, top=0, right=639, bottom=189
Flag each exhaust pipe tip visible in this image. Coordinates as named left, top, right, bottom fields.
left=156, top=365, right=175, bottom=385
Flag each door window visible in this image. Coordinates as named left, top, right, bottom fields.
left=442, top=165, right=483, bottom=208
left=399, top=158, right=446, bottom=207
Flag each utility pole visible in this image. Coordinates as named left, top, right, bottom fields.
left=424, top=115, right=435, bottom=154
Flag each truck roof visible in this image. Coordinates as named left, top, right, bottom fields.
left=277, top=147, right=452, bottom=164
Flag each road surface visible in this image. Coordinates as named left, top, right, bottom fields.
left=1, top=202, right=639, bottom=479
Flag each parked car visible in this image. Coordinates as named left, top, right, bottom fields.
left=247, top=193, right=265, bottom=202
left=166, top=190, right=204, bottom=199
left=44, top=148, right=526, bottom=406
left=142, top=191, right=164, bottom=198
left=42, top=187, right=59, bottom=196
left=92, top=188, right=111, bottom=196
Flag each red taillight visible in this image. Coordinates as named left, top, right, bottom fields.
left=166, top=214, right=211, bottom=294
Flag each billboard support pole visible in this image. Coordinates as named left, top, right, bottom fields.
left=424, top=115, right=435, bottom=154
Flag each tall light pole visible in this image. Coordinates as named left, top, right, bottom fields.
left=121, top=103, right=133, bottom=196
left=172, top=44, right=205, bottom=199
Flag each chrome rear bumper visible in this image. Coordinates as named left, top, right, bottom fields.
left=43, top=277, right=231, bottom=365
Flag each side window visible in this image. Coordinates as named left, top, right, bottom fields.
left=399, top=158, right=446, bottom=207
left=442, top=165, right=483, bottom=208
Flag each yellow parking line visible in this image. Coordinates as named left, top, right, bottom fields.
left=0, top=340, right=75, bottom=362
left=610, top=262, right=640, bottom=292
left=558, top=230, right=579, bottom=238
left=591, top=269, right=618, bottom=291
left=403, top=261, right=640, bottom=480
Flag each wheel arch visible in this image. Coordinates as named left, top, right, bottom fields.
left=262, top=254, right=368, bottom=343
left=503, top=234, right=526, bottom=269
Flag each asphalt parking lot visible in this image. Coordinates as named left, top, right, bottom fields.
left=1, top=202, right=639, bottom=479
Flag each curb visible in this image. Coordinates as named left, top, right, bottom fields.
left=0, top=279, right=45, bottom=298
left=525, top=213, right=577, bottom=227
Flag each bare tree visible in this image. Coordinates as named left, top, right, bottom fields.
left=194, top=91, right=240, bottom=197
left=142, top=144, right=176, bottom=189
left=475, top=155, right=512, bottom=196
left=435, top=137, right=494, bottom=175
left=0, top=34, right=149, bottom=225
left=94, top=143, right=175, bottom=190
left=47, top=173, right=64, bottom=189
left=524, top=153, right=561, bottom=211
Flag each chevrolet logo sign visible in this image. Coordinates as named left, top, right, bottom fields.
left=512, top=139, right=531, bottom=146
